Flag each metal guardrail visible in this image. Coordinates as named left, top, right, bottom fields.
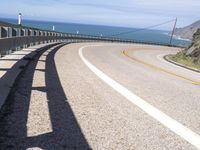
left=0, top=21, right=64, bottom=56
left=0, top=21, right=184, bottom=56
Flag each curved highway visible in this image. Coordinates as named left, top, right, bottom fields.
left=0, top=43, right=200, bottom=149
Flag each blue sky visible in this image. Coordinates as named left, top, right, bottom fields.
left=0, top=0, right=199, bottom=29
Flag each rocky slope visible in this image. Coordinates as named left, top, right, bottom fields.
left=170, top=29, right=200, bottom=70
left=174, top=20, right=200, bottom=40
left=185, top=28, right=200, bottom=64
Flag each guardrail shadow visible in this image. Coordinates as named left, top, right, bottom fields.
left=0, top=44, right=91, bottom=149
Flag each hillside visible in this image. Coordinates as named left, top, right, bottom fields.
left=170, top=28, right=200, bottom=70
left=186, top=28, right=200, bottom=64
left=174, top=20, right=200, bottom=40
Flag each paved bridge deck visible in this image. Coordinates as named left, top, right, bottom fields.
left=0, top=43, right=199, bottom=149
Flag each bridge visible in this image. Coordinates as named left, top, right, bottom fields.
left=0, top=21, right=180, bottom=57
left=1, top=21, right=200, bottom=149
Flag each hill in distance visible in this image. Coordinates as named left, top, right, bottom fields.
left=174, top=20, right=200, bottom=40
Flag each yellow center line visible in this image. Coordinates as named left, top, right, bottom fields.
left=122, top=49, right=200, bottom=85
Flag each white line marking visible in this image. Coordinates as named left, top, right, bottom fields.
left=156, top=53, right=175, bottom=65
left=79, top=45, right=200, bottom=149
left=157, top=53, right=175, bottom=65
left=157, top=54, right=167, bottom=62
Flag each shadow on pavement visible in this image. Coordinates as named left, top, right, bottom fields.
left=0, top=44, right=91, bottom=150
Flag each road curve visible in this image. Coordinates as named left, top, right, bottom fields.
left=0, top=42, right=200, bottom=149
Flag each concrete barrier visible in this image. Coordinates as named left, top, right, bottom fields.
left=0, top=21, right=69, bottom=56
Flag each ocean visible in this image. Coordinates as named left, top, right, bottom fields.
left=0, top=18, right=191, bottom=47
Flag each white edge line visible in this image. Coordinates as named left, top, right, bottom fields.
left=79, top=45, right=200, bottom=149
left=157, top=54, right=168, bottom=62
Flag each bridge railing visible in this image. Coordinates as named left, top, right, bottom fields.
left=0, top=21, right=184, bottom=56
left=0, top=21, right=72, bottom=56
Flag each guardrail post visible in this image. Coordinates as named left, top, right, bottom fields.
left=17, top=28, right=21, bottom=37
left=44, top=31, right=47, bottom=43
left=15, top=28, right=21, bottom=51
left=0, top=27, right=2, bottom=39
left=41, top=31, right=44, bottom=44
left=28, top=30, right=32, bottom=47
left=38, top=31, right=41, bottom=44
left=8, top=27, right=12, bottom=38
left=47, top=32, right=49, bottom=43
left=51, top=32, right=53, bottom=43
left=23, top=29, right=28, bottom=48
left=0, top=29, right=1, bottom=57
left=28, top=29, right=31, bottom=36
left=10, top=28, right=18, bottom=53
left=55, top=33, right=57, bottom=42
left=52, top=32, right=55, bottom=42
left=0, top=27, right=10, bottom=55
left=34, top=30, right=39, bottom=45
left=7, top=27, right=14, bottom=54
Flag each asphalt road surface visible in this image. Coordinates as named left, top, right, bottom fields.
left=0, top=43, right=200, bottom=150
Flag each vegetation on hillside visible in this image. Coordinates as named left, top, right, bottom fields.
left=170, top=28, right=200, bottom=70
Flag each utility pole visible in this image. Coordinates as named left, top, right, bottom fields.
left=170, top=17, right=177, bottom=45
